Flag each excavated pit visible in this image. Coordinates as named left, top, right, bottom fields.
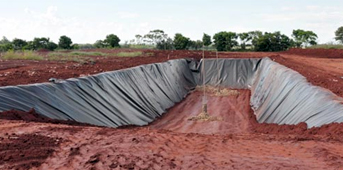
left=0, top=58, right=342, bottom=129
left=1, top=57, right=343, bottom=169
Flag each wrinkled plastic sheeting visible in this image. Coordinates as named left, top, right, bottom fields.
left=191, top=58, right=261, bottom=89
left=0, top=57, right=343, bottom=128
left=250, top=58, right=343, bottom=128
left=0, top=59, right=196, bottom=127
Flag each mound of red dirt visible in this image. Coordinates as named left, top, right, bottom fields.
left=0, top=109, right=93, bottom=126
left=284, top=48, right=343, bottom=58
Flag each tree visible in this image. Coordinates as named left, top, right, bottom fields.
left=335, top=26, right=343, bottom=44
left=23, top=41, right=34, bottom=50
left=173, top=33, right=190, bottom=50
left=292, top=29, right=318, bottom=47
left=47, top=42, right=58, bottom=51
left=0, top=36, right=12, bottom=52
left=78, top=44, right=95, bottom=49
left=248, top=31, right=263, bottom=50
left=143, top=30, right=168, bottom=45
left=135, top=34, right=143, bottom=44
left=0, top=43, right=13, bottom=52
left=12, top=38, right=27, bottom=50
left=202, top=33, right=212, bottom=47
left=58, top=35, right=73, bottom=49
left=254, top=32, right=292, bottom=52
left=156, top=38, right=174, bottom=50
left=0, top=36, right=10, bottom=44
left=213, top=31, right=238, bottom=51
left=104, top=34, right=120, bottom=48
left=94, top=40, right=106, bottom=48
left=238, top=33, right=250, bottom=50
left=188, top=40, right=203, bottom=50
left=72, top=44, right=80, bottom=50
left=32, top=37, right=50, bottom=50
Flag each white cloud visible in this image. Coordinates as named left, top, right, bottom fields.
left=281, top=7, right=297, bottom=11
left=258, top=6, right=343, bottom=43
left=117, top=12, right=139, bottom=19
left=306, top=5, right=320, bottom=10
left=0, top=6, right=152, bottom=43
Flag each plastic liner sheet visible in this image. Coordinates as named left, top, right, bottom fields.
left=0, top=57, right=342, bottom=128
left=191, top=58, right=261, bottom=88
left=250, top=58, right=343, bottom=128
left=0, top=59, right=196, bottom=127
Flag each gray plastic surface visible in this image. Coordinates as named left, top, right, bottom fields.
left=250, top=58, right=343, bottom=127
left=0, top=59, right=196, bottom=127
left=0, top=57, right=342, bottom=128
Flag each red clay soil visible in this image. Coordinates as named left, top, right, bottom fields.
left=283, top=48, right=343, bottom=58
left=0, top=133, right=61, bottom=170
left=2, top=89, right=343, bottom=169
left=0, top=109, right=94, bottom=127
left=150, top=90, right=253, bottom=134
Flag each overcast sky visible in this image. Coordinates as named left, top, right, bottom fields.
left=1, top=0, right=342, bottom=44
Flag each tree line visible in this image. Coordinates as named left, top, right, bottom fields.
left=1, top=26, right=343, bottom=52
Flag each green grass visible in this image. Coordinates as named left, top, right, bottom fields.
left=115, top=51, right=143, bottom=57
left=308, top=44, right=343, bottom=49
left=0, top=51, right=44, bottom=60
left=47, top=55, right=94, bottom=64
left=48, top=51, right=107, bottom=57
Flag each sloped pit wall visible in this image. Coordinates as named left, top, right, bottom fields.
left=0, top=59, right=196, bottom=127
left=0, top=58, right=342, bottom=128
left=195, top=58, right=343, bottom=128
left=250, top=58, right=343, bottom=128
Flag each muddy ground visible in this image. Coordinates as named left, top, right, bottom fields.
left=0, top=48, right=343, bottom=169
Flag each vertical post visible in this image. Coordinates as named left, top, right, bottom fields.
left=202, top=46, right=206, bottom=104
left=216, top=50, right=220, bottom=92
left=202, top=46, right=208, bottom=115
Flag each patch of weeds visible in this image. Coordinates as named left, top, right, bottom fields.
left=0, top=50, right=44, bottom=60
left=48, top=51, right=107, bottom=57
left=47, top=55, right=94, bottom=64
left=115, top=51, right=143, bottom=57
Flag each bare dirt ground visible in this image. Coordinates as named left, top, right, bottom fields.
left=1, top=48, right=343, bottom=169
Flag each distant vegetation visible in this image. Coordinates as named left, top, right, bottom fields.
left=0, top=50, right=147, bottom=63
left=115, top=52, right=143, bottom=57
left=1, top=50, right=44, bottom=60
left=48, top=51, right=107, bottom=57
left=1, top=26, right=343, bottom=53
